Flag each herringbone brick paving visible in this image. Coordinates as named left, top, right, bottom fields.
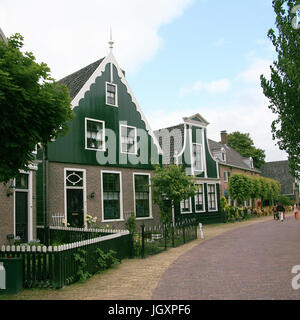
left=152, top=214, right=300, bottom=300
left=1, top=213, right=297, bottom=300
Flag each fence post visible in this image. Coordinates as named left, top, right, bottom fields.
left=183, top=225, right=186, bottom=244
left=171, top=224, right=175, bottom=247
left=199, top=223, right=204, bottom=239
left=54, top=247, right=62, bottom=289
left=164, top=223, right=167, bottom=250
left=141, top=224, right=145, bottom=259
left=129, top=232, right=135, bottom=258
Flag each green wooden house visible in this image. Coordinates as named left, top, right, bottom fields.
left=154, top=114, right=223, bottom=224
left=36, top=42, right=163, bottom=229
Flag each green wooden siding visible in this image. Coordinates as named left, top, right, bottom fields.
left=46, top=63, right=159, bottom=170
left=204, top=129, right=218, bottom=178
left=174, top=183, right=223, bottom=224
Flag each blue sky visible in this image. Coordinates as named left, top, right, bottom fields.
left=0, top=0, right=288, bottom=161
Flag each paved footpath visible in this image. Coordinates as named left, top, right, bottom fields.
left=1, top=214, right=298, bottom=300
left=152, top=215, right=300, bottom=300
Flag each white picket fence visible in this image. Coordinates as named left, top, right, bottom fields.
left=1, top=230, right=129, bottom=253
left=37, top=225, right=127, bottom=234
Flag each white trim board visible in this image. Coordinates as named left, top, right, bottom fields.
left=85, top=117, right=106, bottom=152
left=64, top=168, right=87, bottom=226
left=207, top=183, right=218, bottom=212
left=70, top=51, right=162, bottom=155
left=120, top=123, right=138, bottom=155
left=195, top=183, right=206, bottom=213
left=13, top=171, right=33, bottom=242
left=133, top=172, right=153, bottom=220
left=101, top=170, right=124, bottom=222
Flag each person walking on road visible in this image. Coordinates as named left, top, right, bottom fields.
left=294, top=203, right=299, bottom=220
left=273, top=205, right=279, bottom=220
left=276, top=203, right=285, bottom=222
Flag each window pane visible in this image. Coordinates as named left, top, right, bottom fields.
left=181, top=198, right=191, bottom=213
left=15, top=174, right=29, bottom=189
left=106, top=83, right=116, bottom=105
left=86, top=120, right=104, bottom=150
left=107, top=84, right=116, bottom=93
left=193, top=144, right=202, bottom=170
left=66, top=171, right=83, bottom=187
left=135, top=175, right=148, bottom=192
left=195, top=184, right=204, bottom=211
left=103, top=173, right=120, bottom=220
left=135, top=175, right=150, bottom=218
left=208, top=184, right=216, bottom=210
left=121, top=125, right=136, bottom=153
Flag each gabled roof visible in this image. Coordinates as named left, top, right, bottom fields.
left=58, top=59, right=104, bottom=100
left=208, top=139, right=260, bottom=173
left=57, top=50, right=162, bottom=154
left=183, top=113, right=209, bottom=127
left=154, top=113, right=210, bottom=165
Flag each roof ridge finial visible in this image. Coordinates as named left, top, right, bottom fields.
left=108, top=27, right=114, bottom=51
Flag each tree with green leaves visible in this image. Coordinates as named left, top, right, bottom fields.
left=228, top=173, right=280, bottom=205
left=260, top=0, right=300, bottom=179
left=228, top=173, right=252, bottom=205
left=151, top=165, right=197, bottom=224
left=248, top=175, right=262, bottom=207
left=0, top=33, right=73, bottom=182
left=227, top=131, right=266, bottom=168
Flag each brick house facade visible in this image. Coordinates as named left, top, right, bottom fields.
left=0, top=170, right=37, bottom=245
left=36, top=42, right=162, bottom=229
left=208, top=131, right=260, bottom=205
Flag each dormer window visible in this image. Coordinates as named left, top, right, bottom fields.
left=106, top=82, right=118, bottom=107
left=221, top=147, right=226, bottom=162
left=250, top=157, right=254, bottom=169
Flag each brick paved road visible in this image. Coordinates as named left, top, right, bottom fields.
left=152, top=216, right=300, bottom=300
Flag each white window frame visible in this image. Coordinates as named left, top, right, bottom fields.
left=101, top=170, right=124, bottom=222
left=64, top=168, right=87, bottom=226
left=207, top=183, right=218, bottom=212
left=105, top=81, right=118, bottom=107
left=192, top=142, right=203, bottom=172
left=13, top=171, right=33, bottom=242
left=221, top=147, right=226, bottom=162
left=133, top=173, right=153, bottom=220
left=85, top=117, right=105, bottom=151
left=195, top=183, right=205, bottom=213
left=224, top=171, right=229, bottom=182
left=120, top=124, right=138, bottom=155
left=180, top=197, right=192, bottom=214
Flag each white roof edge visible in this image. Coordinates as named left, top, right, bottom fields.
left=70, top=51, right=163, bottom=155
left=183, top=113, right=210, bottom=126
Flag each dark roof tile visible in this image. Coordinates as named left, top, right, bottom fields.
left=208, top=139, right=259, bottom=172
left=260, top=160, right=294, bottom=195
left=57, top=58, right=105, bottom=99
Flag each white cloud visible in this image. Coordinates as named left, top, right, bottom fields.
left=179, top=78, right=230, bottom=96
left=0, top=0, right=193, bottom=79
left=212, top=37, right=226, bottom=47
left=236, top=51, right=272, bottom=84
left=148, top=85, right=288, bottom=162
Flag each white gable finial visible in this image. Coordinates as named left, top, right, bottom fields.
left=108, top=27, right=114, bottom=51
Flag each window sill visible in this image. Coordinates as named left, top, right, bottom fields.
left=101, top=218, right=125, bottom=223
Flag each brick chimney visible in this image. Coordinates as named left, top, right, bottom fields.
left=220, top=130, right=228, bottom=145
